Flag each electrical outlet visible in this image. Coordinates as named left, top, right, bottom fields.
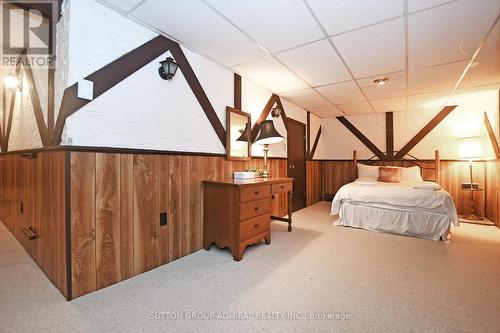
left=160, top=212, right=168, bottom=226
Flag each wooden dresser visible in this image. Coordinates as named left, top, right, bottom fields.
left=203, top=177, right=293, bottom=261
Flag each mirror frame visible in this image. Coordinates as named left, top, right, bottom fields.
left=226, top=106, right=251, bottom=161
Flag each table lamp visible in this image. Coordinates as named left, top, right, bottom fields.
left=255, top=120, right=284, bottom=178
left=458, top=136, right=484, bottom=220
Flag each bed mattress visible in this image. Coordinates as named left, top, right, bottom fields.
left=331, top=179, right=459, bottom=241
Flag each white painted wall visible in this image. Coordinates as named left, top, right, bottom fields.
left=316, top=92, right=499, bottom=160
left=58, top=0, right=310, bottom=156
left=8, top=76, right=43, bottom=150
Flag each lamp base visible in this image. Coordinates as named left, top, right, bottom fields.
left=462, top=214, right=483, bottom=221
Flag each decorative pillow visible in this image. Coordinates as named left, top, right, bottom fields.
left=378, top=167, right=402, bottom=183
left=400, top=166, right=423, bottom=182
left=357, top=163, right=379, bottom=180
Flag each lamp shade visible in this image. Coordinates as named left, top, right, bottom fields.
left=458, top=136, right=484, bottom=160
left=236, top=122, right=250, bottom=142
left=255, top=120, right=284, bottom=145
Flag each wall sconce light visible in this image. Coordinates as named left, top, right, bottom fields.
left=158, top=57, right=179, bottom=80
left=3, top=73, right=22, bottom=91
left=271, top=105, right=282, bottom=118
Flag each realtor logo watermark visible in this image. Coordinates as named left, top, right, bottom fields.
left=1, top=0, right=57, bottom=69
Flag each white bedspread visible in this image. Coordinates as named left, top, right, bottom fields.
left=331, top=180, right=459, bottom=240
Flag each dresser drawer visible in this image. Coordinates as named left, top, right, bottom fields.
left=240, top=214, right=270, bottom=242
left=240, top=185, right=271, bottom=203
left=240, top=198, right=271, bottom=221
left=271, top=182, right=292, bottom=194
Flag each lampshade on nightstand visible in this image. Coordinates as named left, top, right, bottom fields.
left=458, top=136, right=484, bottom=221
left=458, top=136, right=484, bottom=161
left=255, top=120, right=284, bottom=178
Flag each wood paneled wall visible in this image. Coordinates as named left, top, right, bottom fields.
left=319, top=160, right=491, bottom=218
left=0, top=151, right=68, bottom=298
left=485, top=160, right=500, bottom=227
left=69, top=152, right=288, bottom=298
left=306, top=160, right=321, bottom=206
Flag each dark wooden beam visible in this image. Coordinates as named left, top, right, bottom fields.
left=394, top=105, right=457, bottom=159
left=54, top=36, right=178, bottom=144
left=310, top=126, right=321, bottom=159
left=250, top=94, right=277, bottom=143
left=234, top=73, right=241, bottom=110
left=386, top=112, right=394, bottom=157
left=24, top=62, right=50, bottom=146
left=336, top=116, right=386, bottom=160
left=484, top=112, right=500, bottom=159
left=275, top=96, right=287, bottom=131
left=169, top=44, right=226, bottom=147
left=54, top=35, right=227, bottom=147
left=47, top=14, right=55, bottom=144
left=306, top=111, right=311, bottom=156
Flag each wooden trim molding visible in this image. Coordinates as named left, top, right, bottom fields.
left=336, top=116, right=386, bottom=160
left=484, top=112, right=500, bottom=159
left=234, top=73, right=241, bottom=109
left=386, top=112, right=394, bottom=157
left=394, top=105, right=456, bottom=159
left=250, top=94, right=278, bottom=143
left=310, top=126, right=321, bottom=159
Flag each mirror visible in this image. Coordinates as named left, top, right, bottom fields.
left=226, top=106, right=251, bottom=160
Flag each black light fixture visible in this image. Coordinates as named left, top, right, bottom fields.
left=271, top=105, right=282, bottom=118
left=158, top=57, right=179, bottom=80
left=236, top=123, right=251, bottom=142
left=255, top=120, right=284, bottom=178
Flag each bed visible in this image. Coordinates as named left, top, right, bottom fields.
left=330, top=151, right=459, bottom=241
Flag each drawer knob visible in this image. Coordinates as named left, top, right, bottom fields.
left=254, top=191, right=260, bottom=195
left=254, top=223, right=259, bottom=229
left=254, top=206, right=260, bottom=211
left=280, top=185, right=284, bottom=189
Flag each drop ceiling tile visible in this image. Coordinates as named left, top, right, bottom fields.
left=460, top=25, right=500, bottom=88
left=276, top=39, right=351, bottom=86
left=358, top=71, right=406, bottom=99
left=408, top=61, right=468, bottom=95
left=407, top=92, right=448, bottom=110
left=102, top=0, right=143, bottom=12
left=407, top=0, right=454, bottom=13
left=371, top=96, right=407, bottom=112
left=131, top=0, right=267, bottom=67
left=332, top=18, right=405, bottom=78
left=280, top=88, right=331, bottom=109
left=408, top=0, right=500, bottom=68
left=307, top=0, right=403, bottom=35
left=205, top=0, right=323, bottom=52
left=315, top=81, right=366, bottom=105
left=232, top=56, right=308, bottom=93
left=338, top=102, right=373, bottom=115
left=308, top=106, right=345, bottom=118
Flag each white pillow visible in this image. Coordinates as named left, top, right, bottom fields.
left=400, top=165, right=423, bottom=182
left=357, top=163, right=379, bottom=180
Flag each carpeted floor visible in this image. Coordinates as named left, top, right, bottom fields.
left=1, top=201, right=500, bottom=333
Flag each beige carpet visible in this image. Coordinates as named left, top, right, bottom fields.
left=1, top=201, right=500, bottom=333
